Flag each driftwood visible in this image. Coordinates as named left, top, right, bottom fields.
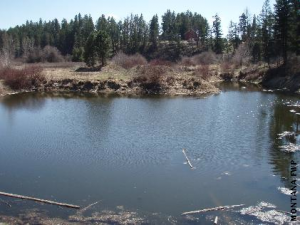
left=0, top=191, right=80, bottom=209
left=182, top=204, right=245, bottom=216
left=182, top=149, right=194, bottom=169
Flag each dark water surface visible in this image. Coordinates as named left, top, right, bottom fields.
left=0, top=83, right=300, bottom=224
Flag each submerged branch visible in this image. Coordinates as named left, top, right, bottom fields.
left=0, top=191, right=80, bottom=209
left=182, top=204, right=245, bottom=216
left=182, top=149, right=194, bottom=169
left=78, top=201, right=100, bottom=214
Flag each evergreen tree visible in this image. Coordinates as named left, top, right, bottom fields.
left=212, top=14, right=223, bottom=54
left=260, top=0, right=275, bottom=65
left=228, top=21, right=240, bottom=50
left=274, top=0, right=293, bottom=64
left=290, top=0, right=300, bottom=54
left=161, top=10, right=177, bottom=40
left=108, top=17, right=120, bottom=54
left=149, top=15, right=159, bottom=49
left=96, top=15, right=109, bottom=32
left=84, top=32, right=97, bottom=67
left=94, top=30, right=111, bottom=66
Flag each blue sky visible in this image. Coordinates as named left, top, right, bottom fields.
left=0, top=0, right=275, bottom=34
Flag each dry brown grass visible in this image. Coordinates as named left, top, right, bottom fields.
left=180, top=56, right=196, bottom=67
left=149, top=59, right=174, bottom=67
left=194, top=65, right=210, bottom=80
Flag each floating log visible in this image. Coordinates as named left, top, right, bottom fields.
left=182, top=149, right=194, bottom=169
left=182, top=204, right=245, bottom=216
left=0, top=191, right=80, bottom=209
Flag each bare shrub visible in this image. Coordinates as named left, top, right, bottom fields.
left=192, top=51, right=217, bottom=65
left=180, top=56, right=195, bottom=66
left=232, top=42, right=251, bottom=67
left=26, top=47, right=43, bottom=63
left=112, top=52, right=147, bottom=69
left=26, top=46, right=64, bottom=63
left=133, top=65, right=166, bottom=92
left=0, top=66, right=45, bottom=90
left=42, top=46, right=64, bottom=63
left=194, top=65, right=210, bottom=80
left=220, top=62, right=233, bottom=73
left=166, top=76, right=175, bottom=85
left=149, top=59, right=173, bottom=67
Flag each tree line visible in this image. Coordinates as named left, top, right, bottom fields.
left=0, top=0, right=299, bottom=67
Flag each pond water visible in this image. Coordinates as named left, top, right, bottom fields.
left=0, top=83, right=300, bottom=224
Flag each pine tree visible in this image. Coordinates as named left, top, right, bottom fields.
left=96, top=15, right=109, bottom=32
left=84, top=32, right=96, bottom=67
left=94, top=30, right=111, bottom=66
left=212, top=14, right=223, bottom=54
left=290, top=0, right=300, bottom=54
left=260, top=0, right=275, bottom=65
left=161, top=10, right=176, bottom=40
left=149, top=15, right=159, bottom=49
left=274, top=0, right=293, bottom=64
left=108, top=17, right=120, bottom=54
left=228, top=21, right=240, bottom=50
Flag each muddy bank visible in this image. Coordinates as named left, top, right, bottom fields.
left=232, top=63, right=300, bottom=93
left=261, top=66, right=300, bottom=93
left=2, top=77, right=219, bottom=97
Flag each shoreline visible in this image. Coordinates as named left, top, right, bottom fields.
left=1, top=62, right=299, bottom=99
left=0, top=78, right=221, bottom=98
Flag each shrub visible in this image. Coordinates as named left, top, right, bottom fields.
left=133, top=65, right=166, bottom=92
left=180, top=56, right=195, bottom=66
left=112, top=52, right=147, bottom=69
left=26, top=46, right=65, bottom=63
left=149, top=59, right=173, bottom=67
left=0, top=66, right=45, bottom=90
left=220, top=62, right=233, bottom=73
left=42, top=46, right=65, bottom=63
left=231, top=42, right=251, bottom=67
left=194, top=65, right=210, bottom=80
left=26, top=47, right=43, bottom=63
left=192, top=51, right=217, bottom=65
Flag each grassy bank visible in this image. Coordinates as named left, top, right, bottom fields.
left=1, top=53, right=299, bottom=97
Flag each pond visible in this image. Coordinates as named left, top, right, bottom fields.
left=0, top=83, right=299, bottom=224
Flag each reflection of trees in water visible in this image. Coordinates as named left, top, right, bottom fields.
left=84, top=97, right=114, bottom=144
left=268, top=98, right=299, bottom=187
left=216, top=81, right=262, bottom=92
left=0, top=92, right=119, bottom=111
left=1, top=93, right=46, bottom=111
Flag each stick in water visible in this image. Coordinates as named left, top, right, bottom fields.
left=182, top=149, right=194, bottom=169
left=182, top=204, right=245, bottom=216
left=0, top=191, right=80, bottom=209
left=78, top=201, right=99, bottom=214
left=214, top=216, right=218, bottom=224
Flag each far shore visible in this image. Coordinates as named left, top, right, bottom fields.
left=0, top=59, right=299, bottom=99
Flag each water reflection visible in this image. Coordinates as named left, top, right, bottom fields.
left=268, top=95, right=300, bottom=187
left=1, top=93, right=47, bottom=111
